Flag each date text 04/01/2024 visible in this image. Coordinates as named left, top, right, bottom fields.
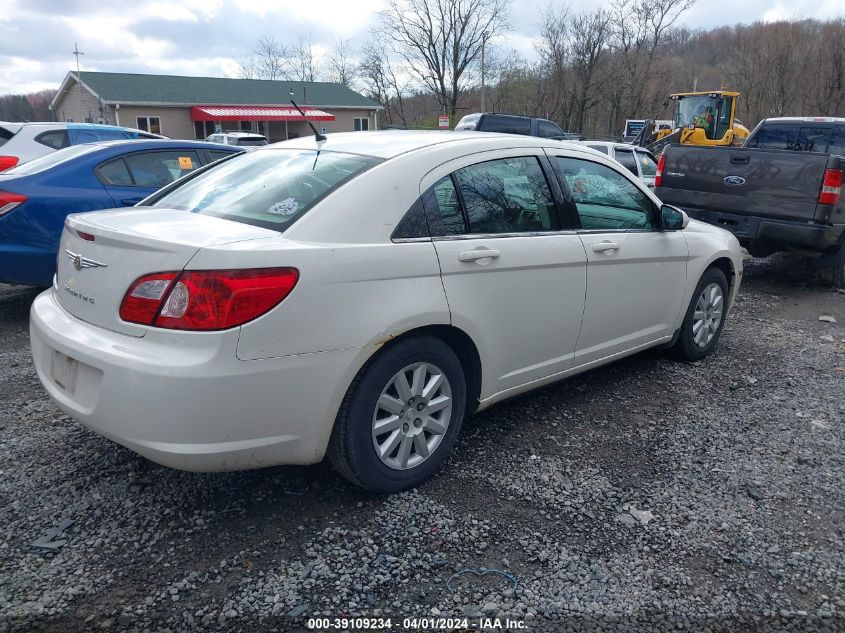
left=306, top=617, right=528, bottom=630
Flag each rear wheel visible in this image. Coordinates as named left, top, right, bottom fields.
left=818, top=242, right=845, bottom=289
left=328, top=335, right=466, bottom=493
left=673, top=268, right=730, bottom=361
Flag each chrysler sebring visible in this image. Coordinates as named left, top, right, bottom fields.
left=30, top=131, right=743, bottom=493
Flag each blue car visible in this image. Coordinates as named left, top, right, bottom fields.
left=0, top=140, right=242, bottom=286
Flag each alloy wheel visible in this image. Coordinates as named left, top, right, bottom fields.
left=371, top=362, right=453, bottom=470
left=692, top=282, right=724, bottom=348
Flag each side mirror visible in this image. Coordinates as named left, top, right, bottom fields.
left=661, top=204, right=689, bottom=230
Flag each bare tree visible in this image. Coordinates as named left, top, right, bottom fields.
left=326, top=37, right=357, bottom=88
left=287, top=33, right=321, bottom=83
left=379, top=0, right=508, bottom=117
left=358, top=42, right=409, bottom=126
left=237, top=36, right=289, bottom=80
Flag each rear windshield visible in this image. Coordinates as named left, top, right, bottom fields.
left=0, top=126, right=15, bottom=148
left=236, top=138, right=268, bottom=146
left=152, top=149, right=382, bottom=231
left=479, top=115, right=531, bottom=135
left=3, top=144, right=101, bottom=175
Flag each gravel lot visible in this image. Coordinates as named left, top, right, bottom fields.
left=1, top=255, right=843, bottom=633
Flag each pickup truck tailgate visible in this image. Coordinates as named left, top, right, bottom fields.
left=659, top=146, right=830, bottom=223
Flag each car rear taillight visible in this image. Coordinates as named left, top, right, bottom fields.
left=0, top=156, right=18, bottom=172
left=119, top=268, right=299, bottom=331
left=0, top=191, right=27, bottom=217
left=818, top=168, right=843, bottom=205
left=655, top=154, right=666, bottom=188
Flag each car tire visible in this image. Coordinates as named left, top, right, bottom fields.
left=327, top=335, right=466, bottom=493
left=673, top=267, right=730, bottom=361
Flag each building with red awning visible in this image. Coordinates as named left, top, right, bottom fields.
left=51, top=71, right=382, bottom=142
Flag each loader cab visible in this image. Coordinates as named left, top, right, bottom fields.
left=670, top=91, right=744, bottom=145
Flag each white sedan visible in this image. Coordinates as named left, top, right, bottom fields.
left=30, top=132, right=743, bottom=493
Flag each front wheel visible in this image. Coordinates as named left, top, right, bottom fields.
left=328, top=335, right=466, bottom=493
left=673, top=268, right=730, bottom=361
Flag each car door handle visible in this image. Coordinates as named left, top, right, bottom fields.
left=729, top=155, right=750, bottom=165
left=458, top=248, right=500, bottom=262
left=120, top=197, right=143, bottom=206
left=591, top=241, right=621, bottom=253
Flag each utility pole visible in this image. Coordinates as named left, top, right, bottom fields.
left=480, top=32, right=489, bottom=113
left=73, top=43, right=85, bottom=120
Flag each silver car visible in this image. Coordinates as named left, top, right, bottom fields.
left=577, top=141, right=659, bottom=189
left=0, top=122, right=163, bottom=171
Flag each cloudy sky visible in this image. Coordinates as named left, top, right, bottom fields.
left=0, top=0, right=843, bottom=95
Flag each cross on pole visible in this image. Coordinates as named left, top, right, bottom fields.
left=73, top=43, right=85, bottom=119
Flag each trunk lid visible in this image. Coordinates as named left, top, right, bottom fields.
left=57, top=207, right=279, bottom=336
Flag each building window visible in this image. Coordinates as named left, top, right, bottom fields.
left=194, top=120, right=217, bottom=140
left=136, top=116, right=162, bottom=135
left=354, top=117, right=369, bottom=132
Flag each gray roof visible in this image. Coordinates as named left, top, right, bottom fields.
left=74, top=71, right=380, bottom=109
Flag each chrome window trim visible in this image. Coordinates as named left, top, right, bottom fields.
left=391, top=236, right=433, bottom=243
left=576, top=228, right=657, bottom=235
left=432, top=230, right=578, bottom=241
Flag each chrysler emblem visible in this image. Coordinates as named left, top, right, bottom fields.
left=723, top=175, right=747, bottom=186
left=65, top=249, right=107, bottom=271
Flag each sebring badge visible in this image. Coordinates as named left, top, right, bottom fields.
left=723, top=175, right=747, bottom=186
left=65, top=249, right=107, bottom=271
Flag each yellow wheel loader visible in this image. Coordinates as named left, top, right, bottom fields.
left=633, top=90, right=750, bottom=154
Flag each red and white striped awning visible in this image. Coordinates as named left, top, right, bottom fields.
left=190, top=106, right=335, bottom=122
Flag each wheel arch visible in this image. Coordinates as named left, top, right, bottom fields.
left=368, top=324, right=483, bottom=415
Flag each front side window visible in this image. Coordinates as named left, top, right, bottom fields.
left=354, top=117, right=369, bottom=131
left=152, top=149, right=381, bottom=231
left=555, top=157, right=655, bottom=231
left=136, top=116, right=162, bottom=135
left=454, top=156, right=557, bottom=234
left=122, top=151, right=202, bottom=187
left=614, top=149, right=639, bottom=176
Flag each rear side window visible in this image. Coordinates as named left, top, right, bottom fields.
left=614, top=149, right=639, bottom=175
left=209, top=150, right=236, bottom=162
left=423, top=176, right=467, bottom=236
left=537, top=120, right=563, bottom=138
left=97, top=158, right=133, bottom=186
left=0, top=126, right=15, bottom=148
left=587, top=145, right=609, bottom=155
left=829, top=127, right=845, bottom=157
left=745, top=124, right=797, bottom=150
left=479, top=115, right=531, bottom=135
left=35, top=130, right=70, bottom=150
left=453, top=156, right=557, bottom=234
left=153, top=149, right=382, bottom=231
left=124, top=151, right=202, bottom=187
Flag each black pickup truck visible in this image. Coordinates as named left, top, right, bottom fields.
left=655, top=117, right=845, bottom=286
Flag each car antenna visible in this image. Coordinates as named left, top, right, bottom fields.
left=290, top=89, right=326, bottom=143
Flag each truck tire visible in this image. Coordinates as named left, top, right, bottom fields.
left=818, top=242, right=845, bottom=289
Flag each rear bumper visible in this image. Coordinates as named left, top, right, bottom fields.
left=30, top=289, right=372, bottom=471
left=682, top=209, right=844, bottom=253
